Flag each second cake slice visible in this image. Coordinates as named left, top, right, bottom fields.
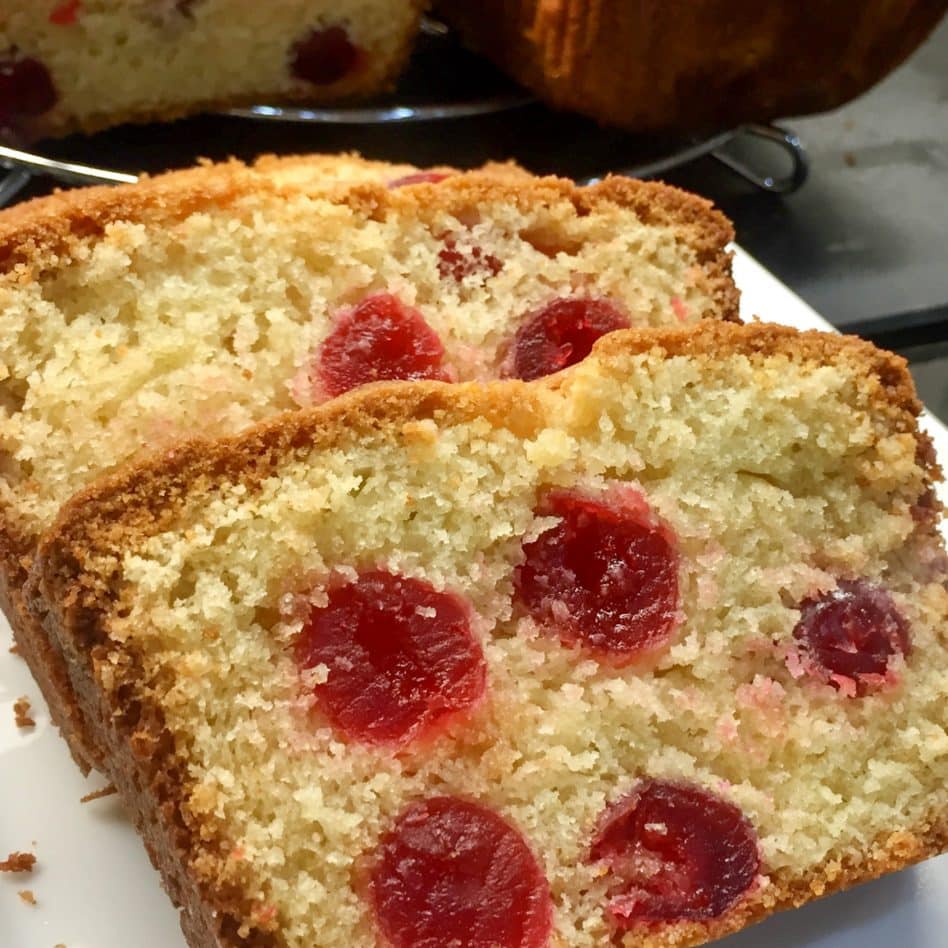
left=31, top=322, right=947, bottom=948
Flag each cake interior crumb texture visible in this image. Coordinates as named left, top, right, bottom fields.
left=36, top=325, right=948, bottom=948
left=0, top=0, right=426, bottom=134
left=0, top=157, right=734, bottom=549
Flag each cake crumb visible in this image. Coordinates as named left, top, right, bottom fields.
left=8, top=642, right=21, bottom=656
left=80, top=784, right=118, bottom=804
left=13, top=696, right=35, bottom=728
left=0, top=852, right=35, bottom=873
left=18, top=889, right=36, bottom=906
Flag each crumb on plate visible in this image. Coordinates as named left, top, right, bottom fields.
left=13, top=696, right=35, bottom=728
left=0, top=852, right=35, bottom=873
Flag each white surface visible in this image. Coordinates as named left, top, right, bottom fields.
left=1, top=245, right=946, bottom=948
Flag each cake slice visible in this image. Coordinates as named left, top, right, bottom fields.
left=0, top=154, right=737, bottom=769
left=0, top=1, right=425, bottom=139
left=31, top=323, right=947, bottom=948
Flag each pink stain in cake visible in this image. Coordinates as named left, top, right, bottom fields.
left=507, top=296, right=630, bottom=381
left=696, top=573, right=719, bottom=609
left=590, top=780, right=759, bottom=926
left=514, top=485, right=680, bottom=666
left=288, top=363, right=313, bottom=408
left=783, top=646, right=808, bottom=681
left=370, top=797, right=553, bottom=948
left=49, top=0, right=81, bottom=25
left=670, top=296, right=690, bottom=323
left=743, top=635, right=776, bottom=658
left=291, top=26, right=362, bottom=85
left=673, top=686, right=703, bottom=712
left=137, top=393, right=227, bottom=449
left=437, top=237, right=503, bottom=283
left=388, top=171, right=451, bottom=188
left=759, top=564, right=836, bottom=597
left=715, top=716, right=740, bottom=744
left=791, top=579, right=911, bottom=696
left=736, top=676, right=786, bottom=713
left=313, top=293, right=450, bottom=399
left=441, top=340, right=498, bottom=382
left=568, top=272, right=597, bottom=293
left=294, top=570, right=486, bottom=746
left=736, top=677, right=787, bottom=739
left=141, top=414, right=185, bottom=449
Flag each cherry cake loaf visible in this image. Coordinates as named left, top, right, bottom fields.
left=0, top=1, right=426, bottom=140
left=31, top=323, right=948, bottom=948
left=0, top=154, right=737, bottom=769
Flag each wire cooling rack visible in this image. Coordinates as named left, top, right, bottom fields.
left=0, top=18, right=808, bottom=205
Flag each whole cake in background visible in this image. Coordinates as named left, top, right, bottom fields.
left=0, top=0, right=426, bottom=139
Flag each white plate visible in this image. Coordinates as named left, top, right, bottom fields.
left=2, top=246, right=946, bottom=947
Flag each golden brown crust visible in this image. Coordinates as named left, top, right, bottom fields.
left=29, top=321, right=945, bottom=948
left=0, top=157, right=295, bottom=275
left=0, top=158, right=736, bottom=302
left=436, top=0, right=948, bottom=130
left=0, top=545, right=97, bottom=770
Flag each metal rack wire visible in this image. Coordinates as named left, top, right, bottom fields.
left=1, top=122, right=808, bottom=208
